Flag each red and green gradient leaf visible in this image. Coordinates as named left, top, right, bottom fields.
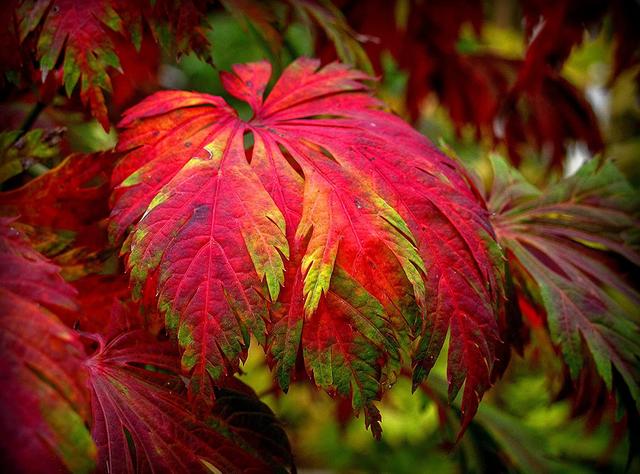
left=110, top=58, right=506, bottom=435
left=18, top=0, right=125, bottom=130
left=489, top=155, right=640, bottom=408
left=14, top=0, right=210, bottom=130
left=0, top=219, right=293, bottom=472
left=0, top=151, right=115, bottom=246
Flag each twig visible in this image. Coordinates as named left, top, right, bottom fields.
left=13, top=101, right=46, bottom=145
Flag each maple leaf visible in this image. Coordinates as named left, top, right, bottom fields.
left=0, top=220, right=96, bottom=473
left=0, top=217, right=77, bottom=309
left=86, top=301, right=292, bottom=473
left=488, top=155, right=640, bottom=408
left=111, top=58, right=506, bottom=435
left=0, top=153, right=118, bottom=282
left=14, top=0, right=211, bottom=130
left=1, top=151, right=115, bottom=249
left=109, top=33, right=160, bottom=115
left=17, top=0, right=126, bottom=130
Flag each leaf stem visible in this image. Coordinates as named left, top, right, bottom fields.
left=13, top=101, right=47, bottom=144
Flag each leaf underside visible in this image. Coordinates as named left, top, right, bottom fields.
left=111, top=58, right=506, bottom=435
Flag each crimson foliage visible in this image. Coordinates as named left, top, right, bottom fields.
left=1, top=1, right=638, bottom=473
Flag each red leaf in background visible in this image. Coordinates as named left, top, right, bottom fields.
left=0, top=217, right=76, bottom=310
left=520, top=0, right=607, bottom=82
left=321, top=0, right=607, bottom=166
left=110, top=58, right=506, bottom=435
left=17, top=0, right=127, bottom=130
left=86, top=301, right=293, bottom=473
left=13, top=0, right=209, bottom=129
left=522, top=0, right=640, bottom=92
left=0, top=151, right=115, bottom=249
left=500, top=70, right=603, bottom=165
left=0, top=220, right=96, bottom=473
left=109, top=33, right=160, bottom=116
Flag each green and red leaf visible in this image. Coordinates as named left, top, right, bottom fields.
left=110, top=58, right=506, bottom=434
left=18, top=0, right=125, bottom=129
left=15, top=0, right=210, bottom=129
left=1, top=151, right=114, bottom=242
left=489, top=155, right=640, bottom=408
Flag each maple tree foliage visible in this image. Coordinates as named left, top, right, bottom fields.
left=8, top=0, right=211, bottom=129
left=488, top=156, right=640, bottom=410
left=85, top=300, right=293, bottom=473
left=110, top=57, right=507, bottom=436
left=0, top=220, right=294, bottom=473
left=1, top=0, right=640, bottom=472
left=0, top=220, right=94, bottom=472
left=313, top=0, right=640, bottom=165
left=0, top=151, right=114, bottom=244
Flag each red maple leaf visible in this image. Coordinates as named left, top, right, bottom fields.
left=85, top=301, right=292, bottom=473
left=0, top=220, right=95, bottom=472
left=110, top=58, right=507, bottom=435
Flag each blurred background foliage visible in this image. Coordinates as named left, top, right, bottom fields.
left=239, top=332, right=634, bottom=473
left=3, top=1, right=638, bottom=472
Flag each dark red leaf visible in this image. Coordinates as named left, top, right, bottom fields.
left=0, top=220, right=95, bottom=473
left=86, top=301, right=293, bottom=473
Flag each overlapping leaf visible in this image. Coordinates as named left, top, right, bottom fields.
left=488, top=155, right=640, bottom=408
left=1, top=188, right=293, bottom=472
left=1, top=150, right=118, bottom=286
left=0, top=221, right=96, bottom=473
left=1, top=151, right=114, bottom=241
left=86, top=302, right=292, bottom=473
left=17, top=0, right=126, bottom=129
left=110, top=58, right=506, bottom=434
